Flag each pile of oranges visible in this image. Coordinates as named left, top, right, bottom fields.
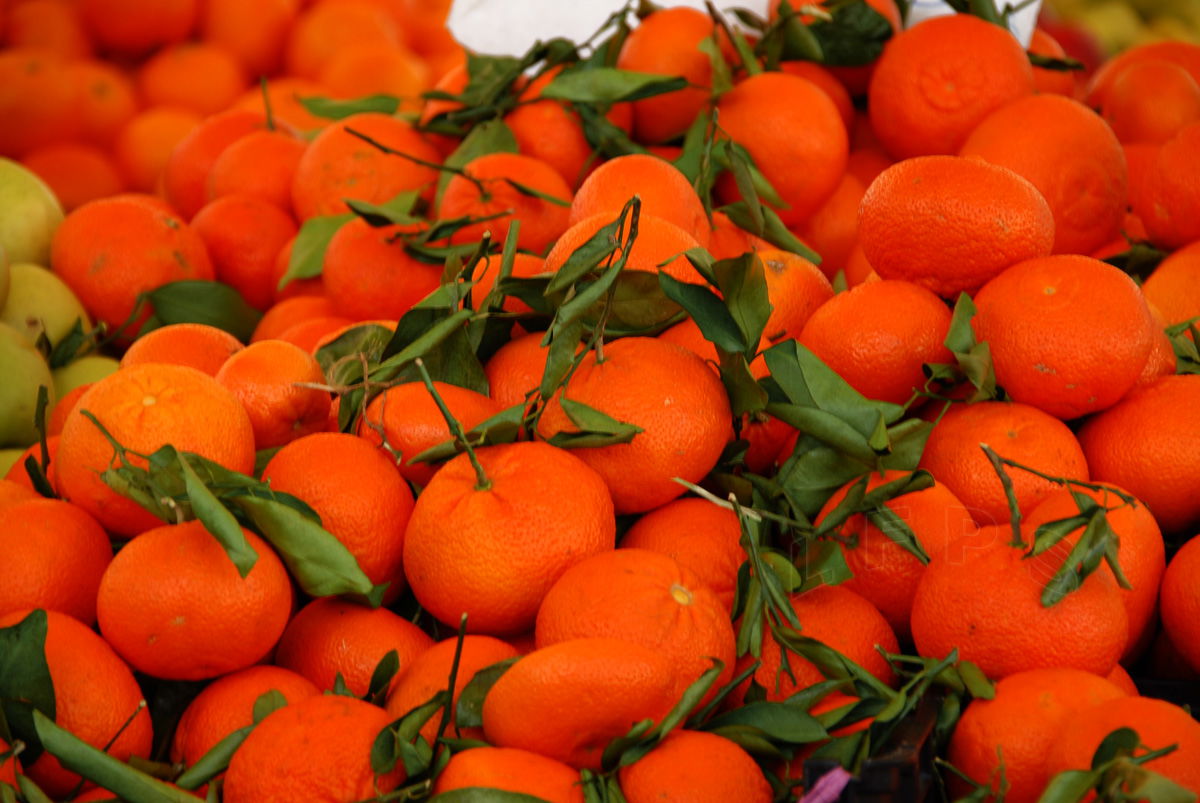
left=2, top=0, right=1200, bottom=801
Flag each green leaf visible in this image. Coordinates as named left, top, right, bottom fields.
left=774, top=3, right=825, bottom=63
left=437, top=119, right=520, bottom=205
left=540, top=66, right=689, bottom=104
left=808, top=0, right=894, bottom=67
left=315, top=321, right=394, bottom=382
left=657, top=272, right=745, bottom=353
left=545, top=397, right=644, bottom=449
left=715, top=253, right=771, bottom=355
left=252, top=689, right=287, bottom=724
left=174, top=724, right=254, bottom=790
left=958, top=661, right=995, bottom=701
left=372, top=693, right=446, bottom=775
left=408, top=403, right=525, bottom=466
left=0, top=610, right=54, bottom=765
left=704, top=701, right=829, bottom=743
left=278, top=213, right=354, bottom=292
left=365, top=650, right=401, bottom=707
left=345, top=190, right=421, bottom=228
left=297, top=94, right=401, bottom=120
left=177, top=452, right=258, bottom=577
left=455, top=658, right=519, bottom=730
left=595, top=270, right=684, bottom=337
left=1027, top=52, right=1085, bottom=72
left=142, top=281, right=262, bottom=343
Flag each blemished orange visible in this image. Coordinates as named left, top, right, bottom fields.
left=482, top=637, right=678, bottom=770
left=0, top=499, right=112, bottom=626
left=20, top=143, right=125, bottom=212
left=542, top=211, right=706, bottom=285
left=403, top=441, right=616, bottom=635
left=113, top=106, right=204, bottom=194
left=1133, top=123, right=1200, bottom=250
left=437, top=152, right=573, bottom=254
left=483, top=331, right=553, bottom=411
left=1028, top=28, right=1080, bottom=97
left=321, top=218, right=442, bottom=322
left=2, top=0, right=92, bottom=59
left=620, top=496, right=745, bottom=612
left=161, top=108, right=266, bottom=220
left=947, top=668, right=1128, bottom=803
left=433, top=747, right=585, bottom=803
left=535, top=549, right=736, bottom=705
left=274, top=597, right=434, bottom=697
left=262, top=432, right=414, bottom=596
left=78, top=0, right=197, bottom=56
left=799, top=279, right=953, bottom=405
left=0, top=610, right=153, bottom=798
left=290, top=112, right=440, bottom=220
left=1142, top=240, right=1200, bottom=328
left=568, top=153, right=710, bottom=245
left=215, top=339, right=331, bottom=450
left=758, top=249, right=834, bottom=348
left=1076, top=376, right=1200, bottom=535
left=96, top=521, right=293, bottom=680
left=252, top=295, right=338, bottom=343
left=619, top=730, right=773, bottom=803
left=857, top=155, right=1055, bottom=299
left=319, top=41, right=430, bottom=112
left=715, top=70, right=848, bottom=226
left=358, top=380, right=503, bottom=488
left=384, top=635, right=521, bottom=745
left=284, top=0, right=401, bottom=80
left=972, top=254, right=1157, bottom=420
left=137, top=42, right=248, bottom=117
left=1045, top=696, right=1200, bottom=793
left=917, top=400, right=1089, bottom=527
left=120, top=323, right=245, bottom=377
left=911, top=533, right=1128, bottom=679
left=69, top=59, right=140, bottom=148
left=222, top=694, right=405, bottom=803
left=959, top=94, right=1127, bottom=256
left=1161, top=534, right=1200, bottom=674
left=0, top=49, right=78, bottom=157
left=206, top=129, right=307, bottom=213
left=616, top=6, right=713, bottom=145
left=1101, top=59, right=1200, bottom=146
left=171, top=665, right=319, bottom=767
left=535, top=337, right=732, bottom=514
left=1024, top=484, right=1165, bottom=661
left=815, top=469, right=977, bottom=638
left=51, top=194, right=214, bottom=337
left=867, top=13, right=1034, bottom=160
left=190, top=194, right=298, bottom=311
left=56, top=363, right=256, bottom=537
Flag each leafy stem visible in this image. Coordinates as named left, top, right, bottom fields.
left=413, top=358, right=491, bottom=491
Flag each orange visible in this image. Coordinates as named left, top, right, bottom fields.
left=1085, top=40, right=1200, bottom=109
left=620, top=496, right=745, bottom=612
left=467, top=251, right=547, bottom=314
left=417, top=59, right=468, bottom=157
left=0, top=735, right=15, bottom=788
left=1133, top=122, right=1200, bottom=250
left=137, top=42, right=249, bottom=117
left=274, top=597, right=434, bottom=697
left=321, top=218, right=442, bottom=321
left=535, top=549, right=736, bottom=706
left=918, top=400, right=1089, bottom=527
left=542, top=211, right=706, bottom=285
left=384, top=635, right=520, bottom=745
left=1028, top=28, right=1080, bottom=98
left=291, top=112, right=440, bottom=220
left=78, top=0, right=197, bottom=57
left=437, top=152, right=573, bottom=254
left=222, top=694, right=404, bottom=802
left=1106, top=663, right=1139, bottom=696
left=1161, top=534, right=1200, bottom=674
left=779, top=61, right=856, bottom=135
left=1133, top=306, right=1177, bottom=391
left=715, top=70, right=848, bottom=226
left=867, top=13, right=1033, bottom=160
left=794, top=170, right=868, bottom=281
left=277, top=315, right=354, bottom=353
left=57, top=363, right=256, bottom=537
left=0, top=48, right=78, bottom=157
left=113, top=106, right=204, bottom=194
left=97, top=520, right=292, bottom=680
left=69, top=59, right=139, bottom=149
left=2, top=0, right=92, bottom=58
left=215, top=339, right=331, bottom=450
left=4, top=436, right=58, bottom=493
left=947, top=668, right=1128, bottom=803
left=205, top=129, right=306, bottom=214
left=481, top=637, right=677, bottom=770
left=1080, top=375, right=1200, bottom=535
left=569, top=153, right=710, bottom=245
left=403, top=441, right=616, bottom=635
left=911, top=532, right=1127, bottom=679
left=0, top=478, right=40, bottom=511
left=1045, top=696, right=1200, bottom=793
left=959, top=94, right=1127, bottom=256
left=618, top=730, right=773, bottom=803
left=757, top=248, right=834, bottom=347
left=433, top=746, right=585, bottom=803
left=284, top=0, right=402, bottom=80
left=972, top=254, right=1157, bottom=420
left=815, top=469, right=977, bottom=638
left=270, top=236, right=327, bottom=302
left=799, top=279, right=953, bottom=405
left=262, top=432, right=414, bottom=596
left=1101, top=59, right=1200, bottom=146
left=20, top=143, right=126, bottom=212
left=171, top=665, right=320, bottom=768
left=535, top=337, right=732, bottom=514
left=358, top=380, right=503, bottom=488
left=232, top=77, right=334, bottom=133
left=1142, top=240, right=1200, bottom=328
left=52, top=194, right=214, bottom=337
left=191, top=194, right=298, bottom=311
left=252, top=295, right=337, bottom=343
left=707, top=209, right=770, bottom=260
left=161, top=108, right=266, bottom=220
left=483, top=330, right=553, bottom=410
left=319, top=42, right=430, bottom=112
left=0, top=499, right=112, bottom=626
left=120, top=323, right=245, bottom=376
left=857, top=155, right=1055, bottom=298
left=199, top=0, right=298, bottom=77
left=0, top=609, right=153, bottom=798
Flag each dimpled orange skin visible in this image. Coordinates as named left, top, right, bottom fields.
left=618, top=730, right=774, bottom=803
left=402, top=441, right=616, bottom=635
left=433, top=747, right=585, bottom=802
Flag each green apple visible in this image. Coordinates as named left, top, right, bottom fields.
left=0, top=245, right=10, bottom=311
left=0, top=159, right=64, bottom=267
left=0, top=321, right=55, bottom=448
left=53, top=354, right=119, bottom=399
left=0, top=262, right=91, bottom=347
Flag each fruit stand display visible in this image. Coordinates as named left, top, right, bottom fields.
left=1, top=0, right=1199, bottom=801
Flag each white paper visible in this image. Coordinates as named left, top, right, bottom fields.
left=905, top=0, right=1042, bottom=47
